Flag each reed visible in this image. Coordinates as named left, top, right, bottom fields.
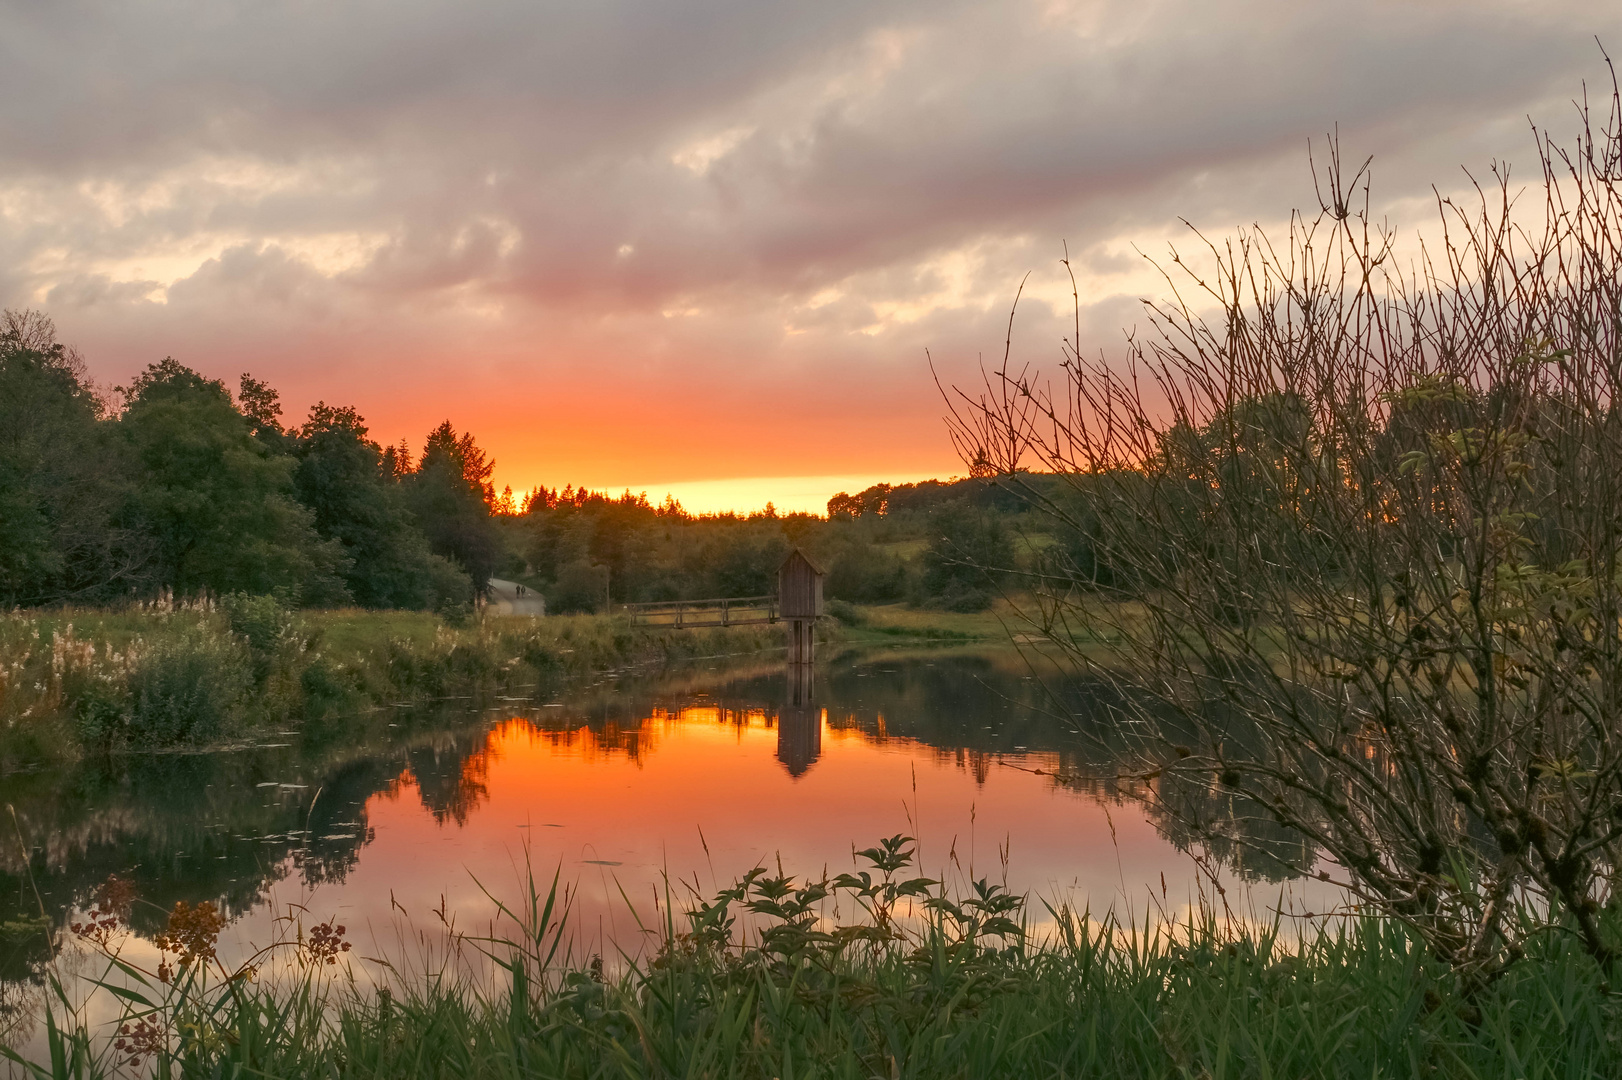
left=6, top=838, right=1618, bottom=1078
left=0, top=604, right=787, bottom=766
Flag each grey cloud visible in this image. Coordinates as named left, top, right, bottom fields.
left=3, top=0, right=1620, bottom=455
left=2, top=0, right=926, bottom=170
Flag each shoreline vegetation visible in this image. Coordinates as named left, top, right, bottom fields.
left=8, top=839, right=1620, bottom=1078
left=0, top=599, right=1002, bottom=772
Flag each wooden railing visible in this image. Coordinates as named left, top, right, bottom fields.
left=618, top=594, right=778, bottom=628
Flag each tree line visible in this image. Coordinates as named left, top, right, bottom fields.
left=2, top=309, right=1033, bottom=615
left=515, top=476, right=1036, bottom=614
left=0, top=311, right=498, bottom=611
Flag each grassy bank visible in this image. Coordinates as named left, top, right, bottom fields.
left=9, top=839, right=1618, bottom=1079
left=826, top=600, right=1012, bottom=644
left=0, top=603, right=794, bottom=769
left=0, top=601, right=995, bottom=769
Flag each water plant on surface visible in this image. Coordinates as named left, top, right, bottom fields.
left=5, top=837, right=1620, bottom=1078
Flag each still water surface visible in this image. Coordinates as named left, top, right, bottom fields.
left=3, top=646, right=1331, bottom=1054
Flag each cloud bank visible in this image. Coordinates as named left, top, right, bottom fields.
left=3, top=0, right=1617, bottom=500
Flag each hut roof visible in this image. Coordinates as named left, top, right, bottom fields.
left=778, top=547, right=826, bottom=576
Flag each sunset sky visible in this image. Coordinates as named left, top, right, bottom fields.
left=3, top=1, right=1619, bottom=511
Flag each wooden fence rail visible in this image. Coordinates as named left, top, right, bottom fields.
left=618, top=594, right=779, bottom=629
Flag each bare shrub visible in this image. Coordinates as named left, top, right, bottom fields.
left=944, top=71, right=1622, bottom=983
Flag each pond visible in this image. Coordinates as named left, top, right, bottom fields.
left=1, top=645, right=1336, bottom=1056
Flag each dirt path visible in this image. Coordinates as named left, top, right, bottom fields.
left=486, top=577, right=547, bottom=616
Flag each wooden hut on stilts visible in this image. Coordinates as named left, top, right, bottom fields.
left=777, top=548, right=825, bottom=665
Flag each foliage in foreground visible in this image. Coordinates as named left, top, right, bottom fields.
left=7, top=838, right=1622, bottom=1079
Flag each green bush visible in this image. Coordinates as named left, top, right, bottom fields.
left=824, top=597, right=866, bottom=625
left=938, top=579, right=994, bottom=612
left=122, top=626, right=253, bottom=746
left=221, top=591, right=296, bottom=655
left=826, top=542, right=906, bottom=603
left=71, top=677, right=128, bottom=751
left=298, top=654, right=352, bottom=712
left=424, top=553, right=474, bottom=609
left=436, top=597, right=474, bottom=627
left=913, top=502, right=1011, bottom=612
left=548, top=558, right=608, bottom=615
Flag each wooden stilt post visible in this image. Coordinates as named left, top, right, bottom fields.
left=786, top=618, right=814, bottom=663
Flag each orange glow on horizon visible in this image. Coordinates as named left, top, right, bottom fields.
left=506, top=471, right=954, bottom=516
left=219, top=356, right=966, bottom=517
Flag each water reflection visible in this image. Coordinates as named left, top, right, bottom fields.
left=1, top=646, right=1327, bottom=1032
left=779, top=663, right=821, bottom=777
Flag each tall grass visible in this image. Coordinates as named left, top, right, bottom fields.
left=1, top=594, right=983, bottom=767
left=0, top=603, right=789, bottom=766
left=8, top=838, right=1618, bottom=1078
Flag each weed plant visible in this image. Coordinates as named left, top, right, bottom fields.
left=6, top=837, right=1619, bottom=1078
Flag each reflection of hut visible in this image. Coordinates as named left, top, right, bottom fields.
left=778, top=548, right=825, bottom=664
left=776, top=714, right=822, bottom=777
left=777, top=665, right=822, bottom=777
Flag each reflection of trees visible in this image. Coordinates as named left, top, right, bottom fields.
left=1147, top=774, right=1319, bottom=885
left=1050, top=674, right=1326, bottom=885
left=4, top=650, right=1334, bottom=991
left=406, top=731, right=494, bottom=826
left=781, top=651, right=1324, bottom=883
left=588, top=650, right=1323, bottom=882
left=520, top=717, right=656, bottom=763
left=5, top=753, right=304, bottom=946
left=795, top=652, right=1066, bottom=756
left=0, top=717, right=475, bottom=981
left=0, top=916, right=53, bottom=987
left=294, top=756, right=395, bottom=885
left=542, top=651, right=1327, bottom=880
